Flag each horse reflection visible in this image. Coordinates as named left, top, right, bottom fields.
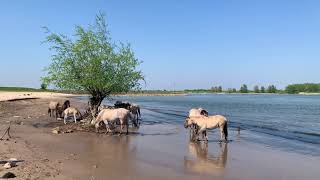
left=184, top=141, right=228, bottom=175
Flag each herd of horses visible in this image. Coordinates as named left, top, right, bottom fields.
left=48, top=100, right=228, bottom=142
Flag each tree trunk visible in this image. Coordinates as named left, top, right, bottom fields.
left=88, top=91, right=106, bottom=120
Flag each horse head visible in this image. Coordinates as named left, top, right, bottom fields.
left=199, top=108, right=209, bottom=117
left=184, top=117, right=192, bottom=128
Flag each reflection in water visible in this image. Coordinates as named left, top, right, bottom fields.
left=80, top=134, right=138, bottom=178
left=184, top=141, right=228, bottom=176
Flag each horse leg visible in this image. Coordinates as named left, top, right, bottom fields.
left=119, top=121, right=123, bottom=135
left=105, top=123, right=110, bottom=134
left=220, top=127, right=224, bottom=142
left=204, top=130, right=208, bottom=142
left=202, top=130, right=208, bottom=142
left=74, top=113, right=77, bottom=123
left=197, top=126, right=206, bottom=141
left=95, top=123, right=100, bottom=133
left=64, top=114, right=67, bottom=124
left=190, top=124, right=196, bottom=139
left=126, top=120, right=129, bottom=135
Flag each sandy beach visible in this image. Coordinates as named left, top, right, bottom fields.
left=0, top=92, right=79, bottom=102
left=0, top=95, right=319, bottom=180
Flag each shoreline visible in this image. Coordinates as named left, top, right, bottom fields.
left=2, top=91, right=320, bottom=102
left=0, top=98, right=319, bottom=179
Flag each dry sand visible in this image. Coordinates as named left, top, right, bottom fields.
left=0, top=91, right=79, bottom=102
left=0, top=97, right=319, bottom=180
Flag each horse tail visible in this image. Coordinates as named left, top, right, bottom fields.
left=48, top=108, right=50, bottom=115
left=138, top=107, right=141, bottom=118
left=129, top=112, right=138, bottom=128
left=223, top=121, right=228, bottom=141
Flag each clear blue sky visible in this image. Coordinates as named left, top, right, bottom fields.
left=1, top=0, right=320, bottom=90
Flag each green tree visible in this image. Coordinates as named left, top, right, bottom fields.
left=254, top=85, right=260, bottom=93
left=260, top=86, right=265, bottom=93
left=285, top=83, right=320, bottom=94
left=240, top=84, right=248, bottom=93
left=40, top=83, right=47, bottom=90
left=267, top=85, right=277, bottom=93
left=211, top=86, right=220, bottom=93
left=42, top=13, right=144, bottom=118
left=232, top=88, right=237, bottom=93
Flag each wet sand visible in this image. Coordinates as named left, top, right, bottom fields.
left=0, top=98, right=319, bottom=180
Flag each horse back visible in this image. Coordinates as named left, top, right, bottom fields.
left=48, top=101, right=59, bottom=109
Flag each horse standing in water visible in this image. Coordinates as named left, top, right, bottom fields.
left=184, top=115, right=228, bottom=142
left=91, top=108, right=134, bottom=135
left=129, top=103, right=141, bottom=126
left=114, top=101, right=141, bottom=127
left=188, top=108, right=209, bottom=139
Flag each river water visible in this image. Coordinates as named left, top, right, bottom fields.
left=76, top=94, right=320, bottom=156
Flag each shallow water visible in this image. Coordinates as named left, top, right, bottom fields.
left=75, top=94, right=320, bottom=156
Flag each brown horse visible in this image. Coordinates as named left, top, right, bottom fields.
left=57, top=100, right=71, bottom=118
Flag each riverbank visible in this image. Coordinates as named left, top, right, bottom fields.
left=2, top=90, right=320, bottom=101
left=0, top=92, right=79, bottom=102
left=0, top=98, right=319, bottom=179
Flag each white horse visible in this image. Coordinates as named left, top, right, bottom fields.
left=188, top=108, right=208, bottom=117
left=184, top=115, right=228, bottom=142
left=48, top=101, right=60, bottom=118
left=63, top=107, right=82, bottom=124
left=91, top=108, right=133, bottom=134
left=98, top=104, right=114, bottom=112
left=187, top=108, right=209, bottom=139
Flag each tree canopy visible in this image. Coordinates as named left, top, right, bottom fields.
left=42, top=13, right=144, bottom=116
left=240, top=84, right=248, bottom=93
left=285, top=83, right=320, bottom=94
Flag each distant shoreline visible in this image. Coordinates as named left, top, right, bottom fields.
left=2, top=87, right=320, bottom=101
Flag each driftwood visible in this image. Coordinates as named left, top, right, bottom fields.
left=0, top=122, right=12, bottom=140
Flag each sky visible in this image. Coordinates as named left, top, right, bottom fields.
left=1, top=0, right=320, bottom=90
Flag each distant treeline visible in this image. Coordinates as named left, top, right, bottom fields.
left=285, top=83, right=320, bottom=94
left=209, top=84, right=278, bottom=94
left=2, top=83, right=320, bottom=95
